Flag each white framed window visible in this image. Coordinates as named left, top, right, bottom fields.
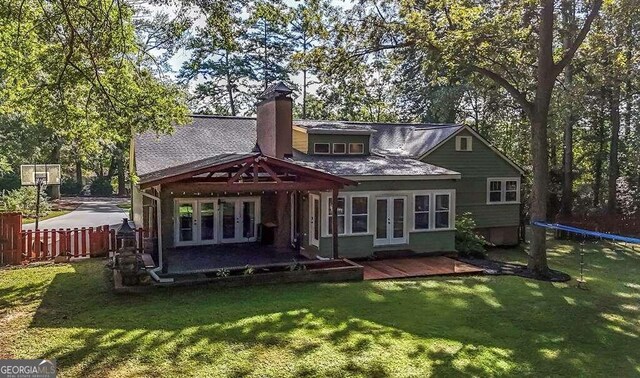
left=414, top=194, right=430, bottom=230
left=348, top=143, right=365, bottom=154
left=350, top=196, right=368, bottom=233
left=412, top=192, right=454, bottom=231
left=434, top=194, right=451, bottom=229
left=333, top=143, right=346, bottom=154
left=327, top=196, right=346, bottom=235
left=455, top=136, right=473, bottom=151
left=487, top=177, right=521, bottom=204
left=314, top=143, right=330, bottom=154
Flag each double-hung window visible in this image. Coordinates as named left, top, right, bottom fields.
left=487, top=178, right=520, bottom=204
left=434, top=194, right=451, bottom=229
left=414, top=195, right=430, bottom=230
left=413, top=193, right=451, bottom=230
left=327, top=197, right=346, bottom=235
left=350, top=196, right=368, bottom=233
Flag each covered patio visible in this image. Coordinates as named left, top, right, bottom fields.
left=137, top=153, right=357, bottom=275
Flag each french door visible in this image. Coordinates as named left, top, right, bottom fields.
left=309, top=194, right=320, bottom=247
left=219, top=198, right=259, bottom=243
left=374, top=196, right=407, bottom=246
left=175, top=198, right=259, bottom=246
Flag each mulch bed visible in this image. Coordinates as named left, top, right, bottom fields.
left=456, top=257, right=571, bottom=282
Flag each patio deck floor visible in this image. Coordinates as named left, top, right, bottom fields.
left=360, top=256, right=484, bottom=280
left=164, top=243, right=307, bottom=274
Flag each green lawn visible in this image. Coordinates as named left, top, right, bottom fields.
left=0, top=239, right=638, bottom=377
left=22, top=209, right=72, bottom=224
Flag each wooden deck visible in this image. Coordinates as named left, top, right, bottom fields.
left=360, top=256, right=483, bottom=280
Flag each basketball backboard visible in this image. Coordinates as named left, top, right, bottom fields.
left=20, top=164, right=61, bottom=186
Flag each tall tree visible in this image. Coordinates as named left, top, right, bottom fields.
left=317, top=0, right=602, bottom=277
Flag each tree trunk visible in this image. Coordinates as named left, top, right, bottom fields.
left=593, top=104, right=606, bottom=207
left=117, top=155, right=126, bottom=196
left=75, top=159, right=82, bottom=187
left=49, top=143, right=61, bottom=199
left=225, top=51, right=236, bottom=116
left=302, top=31, right=308, bottom=119
left=560, top=0, right=576, bottom=217
left=527, top=0, right=554, bottom=277
left=607, top=86, right=620, bottom=213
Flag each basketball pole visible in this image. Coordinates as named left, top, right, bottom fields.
left=35, top=179, right=42, bottom=230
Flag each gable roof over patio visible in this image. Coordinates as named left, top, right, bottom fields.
left=138, top=153, right=357, bottom=191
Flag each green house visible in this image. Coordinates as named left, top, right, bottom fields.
left=132, top=82, right=524, bottom=274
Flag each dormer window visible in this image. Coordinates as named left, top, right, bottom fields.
left=333, top=143, right=346, bottom=154
left=314, top=143, right=330, bottom=154
left=348, top=143, right=364, bottom=154
left=455, top=136, right=473, bottom=151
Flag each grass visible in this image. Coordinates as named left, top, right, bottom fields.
left=116, top=202, right=131, bottom=210
left=0, top=239, right=638, bottom=377
left=22, top=209, right=72, bottom=224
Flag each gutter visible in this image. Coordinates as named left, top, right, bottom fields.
left=141, top=190, right=174, bottom=283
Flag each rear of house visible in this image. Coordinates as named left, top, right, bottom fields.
left=131, top=82, right=522, bottom=274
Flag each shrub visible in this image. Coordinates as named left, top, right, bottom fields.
left=61, top=178, right=82, bottom=195
left=455, top=213, right=490, bottom=258
left=0, top=172, right=21, bottom=193
left=89, top=176, right=113, bottom=196
left=2, top=186, right=51, bottom=217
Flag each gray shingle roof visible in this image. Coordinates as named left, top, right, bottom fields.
left=290, top=151, right=459, bottom=177
left=294, top=120, right=463, bottom=157
left=135, top=115, right=464, bottom=180
left=138, top=153, right=258, bottom=184
left=135, top=115, right=258, bottom=177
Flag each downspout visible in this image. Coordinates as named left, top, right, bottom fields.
left=141, top=190, right=173, bottom=283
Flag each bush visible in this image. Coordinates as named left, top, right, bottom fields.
left=89, top=176, right=113, bottom=196
left=61, top=178, right=82, bottom=195
left=2, top=186, right=51, bottom=217
left=0, top=172, right=21, bottom=193
left=455, top=213, right=490, bottom=258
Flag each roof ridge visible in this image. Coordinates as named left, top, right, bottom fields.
left=294, top=118, right=462, bottom=128
left=191, top=114, right=256, bottom=120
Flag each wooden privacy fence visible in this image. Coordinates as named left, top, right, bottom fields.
left=21, top=226, right=149, bottom=261
left=0, top=212, right=150, bottom=265
left=0, top=212, right=22, bottom=265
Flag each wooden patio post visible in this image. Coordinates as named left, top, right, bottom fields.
left=331, top=188, right=339, bottom=259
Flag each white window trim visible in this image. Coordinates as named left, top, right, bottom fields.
left=348, top=143, right=365, bottom=155
left=486, top=177, right=521, bottom=205
left=314, top=143, right=331, bottom=154
left=411, top=191, right=455, bottom=232
left=319, top=190, right=456, bottom=239
left=455, top=136, right=473, bottom=151
left=326, top=195, right=347, bottom=236
left=350, top=195, right=370, bottom=234
left=332, top=143, right=346, bottom=154
left=413, top=194, right=430, bottom=231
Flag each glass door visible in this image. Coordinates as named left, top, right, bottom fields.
left=220, top=200, right=237, bottom=242
left=309, top=195, right=320, bottom=247
left=199, top=201, right=216, bottom=244
left=240, top=200, right=257, bottom=241
left=374, top=197, right=406, bottom=246
left=176, top=201, right=196, bottom=246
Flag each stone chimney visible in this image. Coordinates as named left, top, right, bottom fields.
left=256, top=82, right=293, bottom=159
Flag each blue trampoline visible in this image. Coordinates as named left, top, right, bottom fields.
left=532, top=221, right=640, bottom=245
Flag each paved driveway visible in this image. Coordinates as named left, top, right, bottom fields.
left=23, top=198, right=129, bottom=230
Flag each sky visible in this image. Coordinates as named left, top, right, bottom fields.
left=152, top=0, right=353, bottom=98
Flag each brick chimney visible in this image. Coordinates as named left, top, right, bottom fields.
left=256, top=82, right=293, bottom=159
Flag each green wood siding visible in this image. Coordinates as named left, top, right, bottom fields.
left=423, top=129, right=522, bottom=228
left=316, top=231, right=455, bottom=259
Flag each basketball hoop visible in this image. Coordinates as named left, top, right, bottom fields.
left=20, top=164, right=61, bottom=229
